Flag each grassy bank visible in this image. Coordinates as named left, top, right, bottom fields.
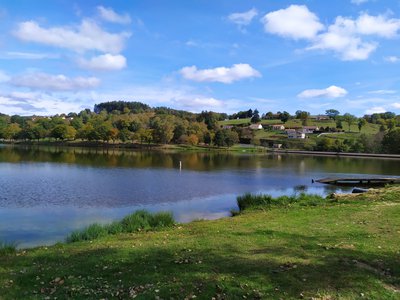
left=1, top=188, right=400, bottom=299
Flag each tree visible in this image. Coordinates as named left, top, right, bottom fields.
left=381, top=128, right=400, bottom=154
left=3, top=123, right=21, bottom=140
left=118, top=128, right=132, bottom=142
left=358, top=118, right=367, bottom=132
left=343, top=113, right=356, bottom=132
left=279, top=111, right=290, bottom=123
left=250, top=109, right=261, bottom=123
left=295, top=110, right=310, bottom=126
left=325, top=109, right=340, bottom=120
left=213, top=129, right=239, bottom=147
left=387, top=119, right=396, bottom=131
left=51, top=124, right=68, bottom=140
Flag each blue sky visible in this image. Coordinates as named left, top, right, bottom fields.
left=0, top=0, right=399, bottom=116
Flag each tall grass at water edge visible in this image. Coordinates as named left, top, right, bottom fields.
left=236, top=192, right=327, bottom=212
left=0, top=241, right=17, bottom=255
left=66, top=210, right=175, bottom=243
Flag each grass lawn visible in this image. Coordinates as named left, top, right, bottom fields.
left=1, top=188, right=399, bottom=299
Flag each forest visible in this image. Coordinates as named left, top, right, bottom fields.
left=0, top=101, right=399, bottom=153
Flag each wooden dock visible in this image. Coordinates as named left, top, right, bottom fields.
left=316, top=177, right=400, bottom=186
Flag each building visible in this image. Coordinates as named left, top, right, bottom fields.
left=287, top=130, right=306, bottom=139
left=301, top=126, right=319, bottom=134
left=270, top=124, right=285, bottom=131
left=249, top=124, right=263, bottom=130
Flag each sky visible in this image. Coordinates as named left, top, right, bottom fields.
left=0, top=0, right=400, bottom=116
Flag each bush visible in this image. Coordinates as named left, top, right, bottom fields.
left=66, top=210, right=175, bottom=243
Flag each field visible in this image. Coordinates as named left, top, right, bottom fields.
left=1, top=187, right=399, bottom=299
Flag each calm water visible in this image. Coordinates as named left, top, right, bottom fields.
left=1, top=145, right=400, bottom=248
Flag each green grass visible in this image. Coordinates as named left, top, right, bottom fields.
left=237, top=192, right=326, bottom=211
left=0, top=241, right=17, bottom=256
left=66, top=210, right=175, bottom=243
left=1, top=188, right=400, bottom=299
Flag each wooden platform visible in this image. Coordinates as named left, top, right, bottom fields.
left=316, top=177, right=400, bottom=186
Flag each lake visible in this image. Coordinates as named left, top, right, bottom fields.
left=1, top=145, right=400, bottom=248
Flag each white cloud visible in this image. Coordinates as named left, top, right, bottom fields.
left=13, top=20, right=130, bottom=54
left=261, top=5, right=324, bottom=40
left=228, top=8, right=258, bottom=26
left=173, top=97, right=223, bottom=111
left=10, top=73, right=100, bottom=91
left=0, top=51, right=60, bottom=60
left=263, top=6, right=400, bottom=61
left=392, top=103, right=400, bottom=109
left=368, top=90, right=397, bottom=95
left=385, top=56, right=400, bottom=63
left=298, top=85, right=348, bottom=98
left=356, top=14, right=400, bottom=38
left=309, top=13, right=400, bottom=60
left=351, top=0, right=368, bottom=5
left=0, top=92, right=87, bottom=116
left=97, top=6, right=131, bottom=24
left=78, top=54, right=127, bottom=71
left=365, top=106, right=386, bottom=114
left=180, top=63, right=261, bottom=84
left=309, top=16, right=376, bottom=60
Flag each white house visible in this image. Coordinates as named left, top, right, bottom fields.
left=301, top=126, right=319, bottom=134
left=287, top=130, right=306, bottom=139
left=271, top=124, right=285, bottom=131
left=249, top=124, right=263, bottom=130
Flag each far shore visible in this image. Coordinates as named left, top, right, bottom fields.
left=2, top=140, right=400, bottom=159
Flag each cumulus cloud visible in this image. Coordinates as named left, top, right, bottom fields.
left=263, top=5, right=400, bottom=61
left=393, top=103, right=400, bottom=109
left=310, top=13, right=400, bottom=60
left=180, top=63, right=261, bottom=84
left=261, top=5, right=324, bottom=40
left=78, top=54, right=127, bottom=71
left=385, top=56, right=400, bottom=63
left=10, top=73, right=100, bottom=91
left=365, top=106, right=386, bottom=114
left=97, top=6, right=131, bottom=24
left=298, top=85, right=348, bottom=98
left=13, top=20, right=130, bottom=54
left=228, top=8, right=258, bottom=26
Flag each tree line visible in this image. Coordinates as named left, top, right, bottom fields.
left=0, top=101, right=238, bottom=148
left=0, top=102, right=399, bottom=153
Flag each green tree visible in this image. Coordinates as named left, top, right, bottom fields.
left=343, top=113, right=356, bottom=132
left=214, top=129, right=239, bottom=147
left=357, top=118, right=367, bottom=132
left=325, top=109, right=340, bottom=120
left=3, top=123, right=21, bottom=140
left=381, top=128, right=400, bottom=154
left=279, top=111, right=290, bottom=123
left=250, top=109, right=261, bottom=124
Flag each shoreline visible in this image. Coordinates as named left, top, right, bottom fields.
left=2, top=141, right=400, bottom=159
left=268, top=149, right=400, bottom=159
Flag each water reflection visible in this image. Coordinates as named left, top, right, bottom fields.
left=0, top=145, right=399, bottom=248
